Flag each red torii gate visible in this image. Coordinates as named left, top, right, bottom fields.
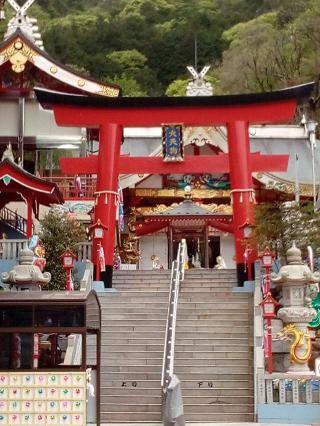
left=35, top=83, right=313, bottom=287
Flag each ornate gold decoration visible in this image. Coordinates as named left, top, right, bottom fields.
left=78, top=79, right=85, bottom=87
left=277, top=324, right=312, bottom=364
left=137, top=202, right=232, bottom=216
left=120, top=208, right=140, bottom=264
left=134, top=188, right=231, bottom=199
left=50, top=66, right=58, bottom=74
left=96, top=85, right=120, bottom=97
left=3, top=38, right=37, bottom=73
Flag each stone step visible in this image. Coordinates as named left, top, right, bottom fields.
left=102, top=319, right=249, bottom=327
left=101, top=306, right=168, bottom=313
left=101, top=358, right=163, bottom=366
left=112, top=278, right=238, bottom=290
left=180, top=379, right=253, bottom=388
left=102, top=325, right=247, bottom=333
left=101, top=304, right=249, bottom=311
left=102, top=331, right=165, bottom=338
left=102, top=331, right=247, bottom=339
left=184, top=413, right=254, bottom=422
left=103, top=365, right=249, bottom=374
left=104, top=351, right=251, bottom=360
left=175, top=358, right=251, bottom=367
left=174, top=366, right=251, bottom=374
left=102, top=395, right=161, bottom=404
left=100, top=343, right=250, bottom=351
left=101, top=314, right=167, bottom=320
left=101, top=403, right=161, bottom=413
left=176, top=325, right=249, bottom=332
left=101, top=402, right=253, bottom=414
left=181, top=387, right=253, bottom=396
left=101, top=380, right=160, bottom=389
left=102, top=325, right=166, bottom=331
left=100, top=412, right=161, bottom=422
left=101, top=372, right=252, bottom=380
left=184, top=403, right=254, bottom=414
left=101, top=386, right=253, bottom=397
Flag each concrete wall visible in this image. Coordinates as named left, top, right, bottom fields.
left=258, top=403, right=320, bottom=424
left=139, top=234, right=168, bottom=270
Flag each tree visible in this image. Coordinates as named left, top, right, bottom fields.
left=254, top=201, right=320, bottom=260
left=39, top=209, right=86, bottom=290
left=218, top=12, right=307, bottom=93
left=165, top=79, right=188, bottom=96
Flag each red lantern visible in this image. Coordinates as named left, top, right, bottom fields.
left=60, top=248, right=77, bottom=291
left=261, top=248, right=273, bottom=268
left=89, top=219, right=108, bottom=281
left=260, top=248, right=273, bottom=295
left=260, top=291, right=279, bottom=374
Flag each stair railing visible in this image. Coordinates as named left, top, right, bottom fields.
left=0, top=206, right=28, bottom=236
left=161, top=238, right=186, bottom=422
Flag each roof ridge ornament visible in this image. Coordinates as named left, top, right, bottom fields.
left=186, top=65, right=213, bottom=97
left=3, top=0, right=44, bottom=50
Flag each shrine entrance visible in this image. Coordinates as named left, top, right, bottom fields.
left=35, top=83, right=313, bottom=287
left=172, top=230, right=220, bottom=269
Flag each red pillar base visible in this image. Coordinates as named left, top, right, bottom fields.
left=237, top=263, right=255, bottom=286
left=94, top=265, right=113, bottom=288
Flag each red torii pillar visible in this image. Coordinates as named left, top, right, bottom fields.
left=35, top=83, right=313, bottom=287
left=227, top=121, right=255, bottom=281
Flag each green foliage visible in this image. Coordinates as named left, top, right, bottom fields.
left=165, top=79, right=188, bottom=96
left=254, top=202, right=320, bottom=260
left=1, top=0, right=319, bottom=97
left=39, top=210, right=85, bottom=290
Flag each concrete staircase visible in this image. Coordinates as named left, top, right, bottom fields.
left=98, top=270, right=171, bottom=423
left=176, top=269, right=254, bottom=422
left=97, top=268, right=254, bottom=423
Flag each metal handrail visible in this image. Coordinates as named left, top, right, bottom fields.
left=161, top=238, right=187, bottom=391
left=0, top=206, right=28, bottom=236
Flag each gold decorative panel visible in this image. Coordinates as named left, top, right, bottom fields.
left=3, top=39, right=37, bottom=73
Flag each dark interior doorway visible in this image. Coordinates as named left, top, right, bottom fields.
left=208, top=236, right=220, bottom=268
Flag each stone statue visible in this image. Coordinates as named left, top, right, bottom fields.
left=1, top=142, right=15, bottom=162
left=2, top=247, right=51, bottom=290
left=214, top=256, right=227, bottom=269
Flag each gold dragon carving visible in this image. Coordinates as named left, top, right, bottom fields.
left=278, top=324, right=312, bottom=364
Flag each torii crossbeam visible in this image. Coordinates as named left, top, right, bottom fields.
left=35, top=83, right=314, bottom=287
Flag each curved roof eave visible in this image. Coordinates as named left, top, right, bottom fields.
left=34, top=82, right=314, bottom=109
left=0, top=29, right=120, bottom=97
left=0, top=159, right=64, bottom=204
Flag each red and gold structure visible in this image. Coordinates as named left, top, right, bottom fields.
left=35, top=83, right=314, bottom=287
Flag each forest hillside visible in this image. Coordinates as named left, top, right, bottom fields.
left=0, top=0, right=319, bottom=99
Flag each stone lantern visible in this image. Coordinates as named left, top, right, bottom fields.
left=1, top=247, right=51, bottom=291
left=271, top=242, right=318, bottom=372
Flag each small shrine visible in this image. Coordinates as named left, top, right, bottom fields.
left=1, top=246, right=50, bottom=290
left=136, top=196, right=233, bottom=269
left=271, top=243, right=319, bottom=373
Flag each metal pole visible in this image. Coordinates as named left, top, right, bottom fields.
left=311, top=133, right=316, bottom=212
left=307, top=120, right=318, bottom=212
left=267, top=318, right=273, bottom=374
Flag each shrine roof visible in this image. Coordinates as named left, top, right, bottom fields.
left=35, top=82, right=314, bottom=109
left=0, top=158, right=63, bottom=205
left=0, top=30, right=120, bottom=97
